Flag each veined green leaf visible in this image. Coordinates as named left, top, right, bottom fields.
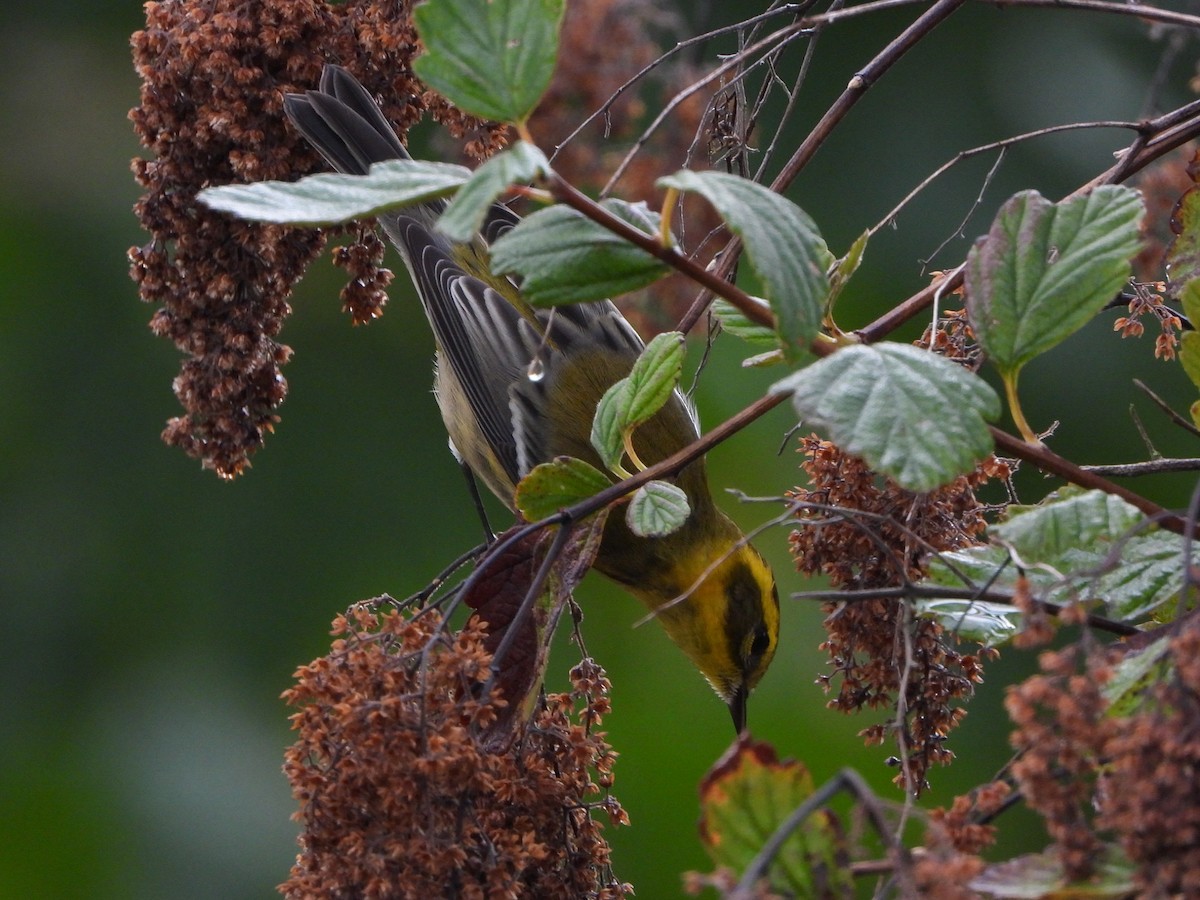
left=490, top=199, right=669, bottom=305
left=925, top=489, right=1191, bottom=626
left=966, top=186, right=1143, bottom=374
left=591, top=333, right=685, bottom=472
left=198, top=159, right=469, bottom=224
left=437, top=142, right=549, bottom=242
left=658, top=169, right=831, bottom=363
left=514, top=456, right=612, bottom=523
left=412, top=0, right=564, bottom=124
left=699, top=738, right=854, bottom=897
left=626, top=481, right=690, bottom=537
left=772, top=343, right=1000, bottom=492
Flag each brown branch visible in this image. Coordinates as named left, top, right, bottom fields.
left=1083, top=458, right=1200, bottom=477
left=791, top=583, right=1142, bottom=637
left=770, top=0, right=971, bottom=197
left=991, top=428, right=1197, bottom=537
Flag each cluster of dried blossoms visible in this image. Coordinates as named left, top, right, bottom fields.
left=1006, top=617, right=1200, bottom=896
left=130, top=0, right=718, bottom=478
left=129, top=0, right=508, bottom=478
left=281, top=606, right=629, bottom=899
left=788, top=436, right=1010, bottom=793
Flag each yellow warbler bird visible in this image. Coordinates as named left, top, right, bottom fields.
left=284, top=65, right=777, bottom=731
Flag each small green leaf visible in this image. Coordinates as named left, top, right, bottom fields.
left=590, top=381, right=629, bottom=472
left=742, top=349, right=785, bottom=368
left=996, top=489, right=1143, bottom=556
left=437, top=142, right=549, bottom=242
left=412, top=0, right=564, bottom=124
left=1103, top=640, right=1173, bottom=717
left=1181, top=278, right=1200, bottom=325
left=1179, top=282, right=1200, bottom=389
left=622, top=332, right=685, bottom=427
left=627, top=480, right=690, bottom=537
left=1166, top=181, right=1200, bottom=290
left=712, top=298, right=777, bottom=344
left=826, top=229, right=869, bottom=321
left=911, top=598, right=1021, bottom=647
left=971, top=846, right=1135, bottom=899
left=699, top=738, right=854, bottom=897
left=514, top=456, right=612, bottom=522
left=658, top=169, right=832, bottom=363
left=966, top=186, right=1143, bottom=375
left=198, top=159, right=470, bottom=224
left=771, top=343, right=1000, bottom=492
left=490, top=199, right=669, bottom=305
left=1176, top=332, right=1200, bottom=390
left=925, top=489, right=1192, bottom=626
left=590, top=333, right=684, bottom=472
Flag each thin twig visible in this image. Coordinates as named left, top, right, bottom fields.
left=1134, top=378, right=1200, bottom=439
left=549, top=4, right=814, bottom=162
left=990, top=428, right=1197, bottom=537
left=870, top=121, right=1139, bottom=239
left=1082, top=458, right=1200, bottom=477
left=792, top=583, right=1141, bottom=636
left=602, top=21, right=814, bottom=196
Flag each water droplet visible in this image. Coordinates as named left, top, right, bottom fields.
left=526, top=357, right=545, bottom=382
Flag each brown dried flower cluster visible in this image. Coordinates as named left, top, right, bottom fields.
left=1006, top=617, right=1200, bottom=895
left=280, top=606, right=629, bottom=899
left=129, top=0, right=507, bottom=477
left=912, top=779, right=1009, bottom=896
left=789, top=437, right=1009, bottom=792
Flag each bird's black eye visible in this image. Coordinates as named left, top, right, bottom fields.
left=749, top=625, right=771, bottom=660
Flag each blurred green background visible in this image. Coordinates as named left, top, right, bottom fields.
left=2, top=3, right=1196, bottom=898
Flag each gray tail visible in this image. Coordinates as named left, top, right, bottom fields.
left=283, top=64, right=412, bottom=177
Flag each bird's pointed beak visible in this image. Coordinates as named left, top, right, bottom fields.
left=728, top=685, right=748, bottom=735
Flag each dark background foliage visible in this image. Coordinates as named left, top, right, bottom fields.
left=1, top=2, right=1195, bottom=897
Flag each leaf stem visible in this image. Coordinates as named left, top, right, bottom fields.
left=1002, top=370, right=1040, bottom=445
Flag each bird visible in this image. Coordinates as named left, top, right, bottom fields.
left=283, top=64, right=778, bottom=732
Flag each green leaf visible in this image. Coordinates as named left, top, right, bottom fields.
left=1179, top=281, right=1200, bottom=389
left=514, top=456, right=612, bottom=523
left=996, top=489, right=1143, bottom=556
left=742, top=349, right=785, bottom=368
left=490, top=199, right=669, bottom=306
left=699, top=738, right=853, bottom=897
left=712, top=298, right=777, bottom=344
left=590, top=381, right=629, bottom=472
left=925, top=489, right=1192, bottom=626
left=911, top=599, right=1021, bottom=647
left=965, top=186, right=1143, bottom=374
left=971, top=847, right=1135, bottom=899
left=1181, top=278, right=1200, bottom=325
left=826, top=229, right=869, bottom=319
left=771, top=343, right=1000, bottom=492
left=412, top=0, right=564, bottom=124
left=197, top=159, right=470, bottom=224
left=1102, top=640, right=1173, bottom=717
left=626, top=480, right=690, bottom=537
left=437, top=142, right=549, bottom=242
left=591, top=333, right=685, bottom=472
left=658, top=169, right=832, bottom=363
left=622, top=332, right=685, bottom=427
left=1180, top=331, right=1200, bottom=389
left=1166, top=180, right=1200, bottom=290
